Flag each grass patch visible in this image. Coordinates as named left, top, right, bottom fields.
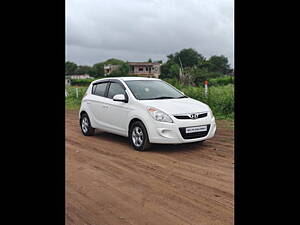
left=65, top=86, right=88, bottom=109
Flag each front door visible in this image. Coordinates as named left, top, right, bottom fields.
left=101, top=82, right=133, bottom=136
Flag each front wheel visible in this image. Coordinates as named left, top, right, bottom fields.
left=129, top=121, right=150, bottom=151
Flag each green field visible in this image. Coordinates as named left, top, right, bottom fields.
left=65, top=83, right=234, bottom=120
left=65, top=86, right=88, bottom=109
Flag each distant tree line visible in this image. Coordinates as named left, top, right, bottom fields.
left=160, top=48, right=233, bottom=85
left=65, top=58, right=127, bottom=78
left=65, top=48, right=233, bottom=84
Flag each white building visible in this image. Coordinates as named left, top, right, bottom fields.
left=128, top=62, right=161, bottom=78
left=67, top=74, right=91, bottom=79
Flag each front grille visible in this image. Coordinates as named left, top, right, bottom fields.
left=179, top=125, right=210, bottom=139
left=174, top=113, right=207, bottom=120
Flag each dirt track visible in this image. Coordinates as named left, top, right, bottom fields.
left=66, top=110, right=234, bottom=225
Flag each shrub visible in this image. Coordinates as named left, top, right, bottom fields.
left=207, top=76, right=234, bottom=86
left=162, top=78, right=183, bottom=89
left=69, top=78, right=96, bottom=86
left=179, top=84, right=234, bottom=119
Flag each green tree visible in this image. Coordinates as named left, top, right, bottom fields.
left=109, top=63, right=130, bottom=77
left=75, top=65, right=92, bottom=75
left=160, top=49, right=231, bottom=85
left=207, top=55, right=231, bottom=74
left=174, top=48, right=202, bottom=68
left=184, top=67, right=206, bottom=84
left=185, top=67, right=224, bottom=84
left=160, top=54, right=180, bottom=79
left=169, top=64, right=180, bottom=78
left=92, top=62, right=104, bottom=78
left=103, top=58, right=124, bottom=65
left=65, top=61, right=78, bottom=75
left=160, top=62, right=178, bottom=79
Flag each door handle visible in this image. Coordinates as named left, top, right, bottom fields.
left=102, top=105, right=109, bottom=109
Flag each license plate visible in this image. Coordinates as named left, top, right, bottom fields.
left=186, top=126, right=207, bottom=133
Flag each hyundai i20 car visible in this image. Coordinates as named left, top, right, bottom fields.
left=79, top=77, right=216, bottom=151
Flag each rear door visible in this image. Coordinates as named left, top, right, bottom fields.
left=88, top=81, right=111, bottom=130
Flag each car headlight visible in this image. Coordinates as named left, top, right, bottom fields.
left=147, top=107, right=173, bottom=123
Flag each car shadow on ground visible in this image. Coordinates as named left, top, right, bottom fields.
left=93, top=129, right=207, bottom=153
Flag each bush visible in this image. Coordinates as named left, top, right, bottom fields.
left=69, top=78, right=96, bottom=86
left=162, top=78, right=183, bottom=89
left=180, top=84, right=234, bottom=119
left=207, top=76, right=234, bottom=86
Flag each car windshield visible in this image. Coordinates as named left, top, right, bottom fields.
left=125, top=80, right=187, bottom=100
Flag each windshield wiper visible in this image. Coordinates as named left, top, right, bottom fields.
left=147, top=96, right=176, bottom=100
left=177, top=95, right=188, bottom=98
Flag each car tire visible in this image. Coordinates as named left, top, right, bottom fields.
left=80, top=113, right=95, bottom=136
left=129, top=121, right=151, bottom=151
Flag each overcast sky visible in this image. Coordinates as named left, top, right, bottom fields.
left=66, top=0, right=234, bottom=67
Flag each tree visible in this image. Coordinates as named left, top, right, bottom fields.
left=167, top=54, right=175, bottom=62
left=169, top=64, right=180, bottom=78
left=103, top=58, right=124, bottom=65
left=160, top=53, right=182, bottom=79
left=92, top=62, right=104, bottom=77
left=174, top=48, right=201, bottom=68
left=147, top=58, right=152, bottom=63
left=160, top=48, right=206, bottom=80
left=207, top=55, right=231, bottom=74
left=109, top=62, right=130, bottom=77
left=75, top=65, right=92, bottom=75
left=65, top=61, right=78, bottom=75
left=160, top=61, right=178, bottom=79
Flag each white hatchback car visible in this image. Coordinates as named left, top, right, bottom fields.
left=79, top=77, right=216, bottom=151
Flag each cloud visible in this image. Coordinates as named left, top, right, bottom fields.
left=66, top=0, right=234, bottom=67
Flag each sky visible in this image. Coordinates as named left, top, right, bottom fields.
left=66, top=0, right=234, bottom=68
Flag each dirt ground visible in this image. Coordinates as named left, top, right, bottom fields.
left=66, top=110, right=234, bottom=225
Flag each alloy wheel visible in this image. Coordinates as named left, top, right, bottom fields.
left=81, top=117, right=89, bottom=133
left=132, top=126, right=144, bottom=147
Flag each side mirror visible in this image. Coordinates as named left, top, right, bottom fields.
left=113, top=94, right=126, bottom=102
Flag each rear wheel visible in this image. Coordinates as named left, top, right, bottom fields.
left=129, top=121, right=150, bottom=151
left=80, top=113, right=95, bottom=136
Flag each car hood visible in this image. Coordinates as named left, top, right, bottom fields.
left=140, top=97, right=209, bottom=115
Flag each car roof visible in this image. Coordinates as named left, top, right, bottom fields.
left=92, top=76, right=160, bottom=84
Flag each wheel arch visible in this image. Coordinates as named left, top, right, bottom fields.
left=128, top=117, right=149, bottom=137
left=79, top=107, right=96, bottom=128
left=80, top=110, right=87, bottom=117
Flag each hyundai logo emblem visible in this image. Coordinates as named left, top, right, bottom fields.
left=189, top=113, right=199, bottom=119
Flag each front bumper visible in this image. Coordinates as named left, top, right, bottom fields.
left=147, top=116, right=216, bottom=144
